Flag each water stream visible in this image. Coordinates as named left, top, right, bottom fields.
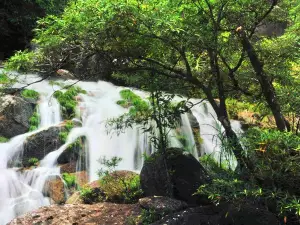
left=0, top=74, right=242, bottom=224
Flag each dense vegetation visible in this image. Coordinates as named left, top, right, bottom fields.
left=3, top=0, right=300, bottom=224
left=0, top=0, right=68, bottom=59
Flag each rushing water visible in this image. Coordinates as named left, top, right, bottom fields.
left=0, top=74, right=242, bottom=224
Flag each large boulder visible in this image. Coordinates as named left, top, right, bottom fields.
left=43, top=175, right=66, bottom=204
left=22, top=125, right=81, bottom=166
left=154, top=203, right=280, bottom=225
left=0, top=95, right=35, bottom=138
left=140, top=148, right=210, bottom=205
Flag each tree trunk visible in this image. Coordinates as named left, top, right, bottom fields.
left=203, top=50, right=251, bottom=171
left=237, top=30, right=289, bottom=131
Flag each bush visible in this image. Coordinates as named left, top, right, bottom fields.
left=98, top=156, right=144, bottom=204
left=196, top=127, right=300, bottom=221
left=80, top=186, right=105, bottom=204
left=5, top=50, right=36, bottom=72
left=100, top=172, right=143, bottom=204
left=62, top=173, right=76, bottom=188
left=21, top=89, right=39, bottom=100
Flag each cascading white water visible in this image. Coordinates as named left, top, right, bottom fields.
left=0, top=73, right=243, bottom=224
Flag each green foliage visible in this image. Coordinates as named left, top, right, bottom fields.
left=139, top=209, right=166, bottom=225
left=97, top=156, right=144, bottom=204
left=54, top=86, right=86, bottom=119
left=5, top=50, right=37, bottom=72
left=0, top=72, right=11, bottom=84
left=0, top=136, right=9, bottom=143
left=27, top=157, right=39, bottom=167
left=62, top=173, right=76, bottom=188
left=118, top=89, right=150, bottom=113
left=197, top=127, right=300, bottom=220
left=21, top=89, right=39, bottom=100
left=80, top=186, right=105, bottom=204
left=29, top=111, right=40, bottom=131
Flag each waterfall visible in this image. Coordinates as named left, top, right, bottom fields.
left=0, top=74, right=242, bottom=224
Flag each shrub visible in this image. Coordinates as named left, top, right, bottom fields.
left=5, top=50, right=36, bottom=72
left=21, top=89, right=39, bottom=100
left=62, top=173, right=76, bottom=188
left=139, top=209, right=166, bottom=225
left=80, top=186, right=105, bottom=204
left=98, top=156, right=144, bottom=204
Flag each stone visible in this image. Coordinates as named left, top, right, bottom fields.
left=22, top=125, right=81, bottom=166
left=43, top=175, right=66, bottom=204
left=22, top=125, right=63, bottom=166
left=139, top=196, right=188, bottom=213
left=60, top=161, right=77, bottom=173
left=0, top=95, right=35, bottom=138
left=8, top=203, right=141, bottom=225
left=219, top=203, right=281, bottom=225
left=140, top=148, right=210, bottom=205
left=153, top=203, right=280, bottom=225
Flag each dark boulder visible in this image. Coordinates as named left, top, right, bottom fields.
left=154, top=203, right=280, bottom=225
left=140, top=148, right=210, bottom=205
left=139, top=196, right=188, bottom=213
left=0, top=95, right=35, bottom=138
left=22, top=125, right=80, bottom=166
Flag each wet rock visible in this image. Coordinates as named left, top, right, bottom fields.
left=22, top=126, right=63, bottom=165
left=140, top=148, right=210, bottom=205
left=139, top=196, right=188, bottom=213
left=22, top=125, right=81, bottom=166
left=43, top=175, right=66, bottom=204
left=8, top=203, right=141, bottom=225
left=0, top=95, right=35, bottom=138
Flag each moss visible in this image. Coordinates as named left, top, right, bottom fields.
left=29, top=111, right=40, bottom=131
left=0, top=136, right=9, bottom=143
left=21, top=89, right=39, bottom=100
left=0, top=72, right=10, bottom=84
left=27, top=157, right=39, bottom=167
left=117, top=89, right=149, bottom=113
left=54, top=86, right=86, bottom=119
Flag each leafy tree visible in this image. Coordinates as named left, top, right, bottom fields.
left=6, top=0, right=300, bottom=170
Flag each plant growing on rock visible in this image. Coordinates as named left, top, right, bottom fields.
left=21, top=89, right=39, bottom=100
left=62, top=173, right=76, bottom=188
left=108, top=76, right=195, bottom=198
left=27, top=157, right=39, bottom=167
left=29, top=111, right=40, bottom=131
left=97, top=156, right=144, bottom=204
left=53, top=86, right=86, bottom=119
